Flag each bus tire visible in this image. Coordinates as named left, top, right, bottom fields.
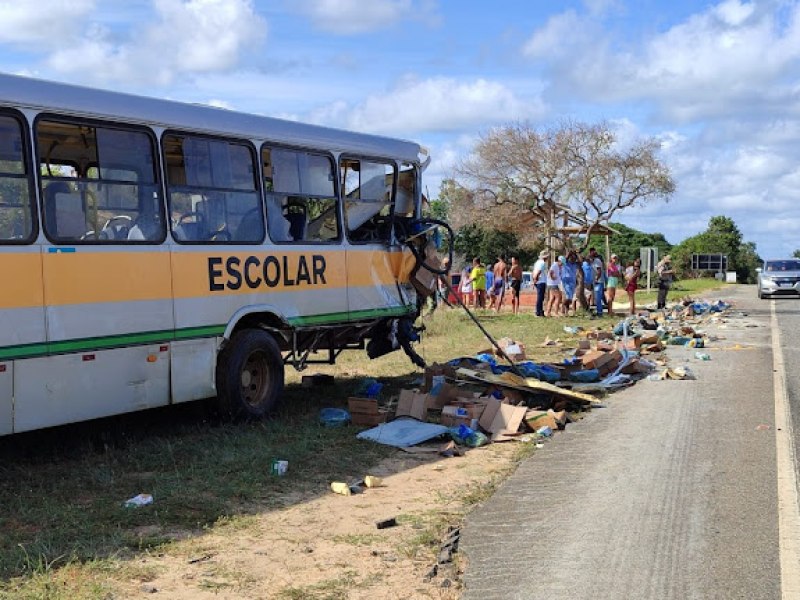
left=216, top=329, right=284, bottom=419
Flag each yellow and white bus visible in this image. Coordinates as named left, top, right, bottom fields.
left=0, top=73, right=449, bottom=435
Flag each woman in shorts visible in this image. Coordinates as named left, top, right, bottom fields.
left=624, top=258, right=641, bottom=315
left=460, top=264, right=473, bottom=307
left=545, top=256, right=563, bottom=316
left=605, top=254, right=622, bottom=316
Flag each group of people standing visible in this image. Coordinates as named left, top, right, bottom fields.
left=531, top=248, right=643, bottom=317
left=458, top=256, right=526, bottom=315
left=452, top=248, right=666, bottom=317
left=438, top=250, right=674, bottom=318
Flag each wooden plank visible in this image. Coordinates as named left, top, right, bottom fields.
left=455, top=367, right=601, bottom=405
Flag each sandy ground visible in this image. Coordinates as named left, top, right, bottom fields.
left=114, top=439, right=523, bottom=599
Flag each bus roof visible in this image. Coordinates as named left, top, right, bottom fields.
left=0, top=72, right=424, bottom=163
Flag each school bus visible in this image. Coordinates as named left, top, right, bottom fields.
left=0, top=73, right=449, bottom=435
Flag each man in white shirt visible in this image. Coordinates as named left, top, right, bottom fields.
left=532, top=250, right=548, bottom=317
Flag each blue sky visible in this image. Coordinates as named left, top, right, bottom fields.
left=2, top=0, right=799, bottom=257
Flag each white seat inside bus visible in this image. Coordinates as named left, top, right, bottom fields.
left=44, top=183, right=87, bottom=240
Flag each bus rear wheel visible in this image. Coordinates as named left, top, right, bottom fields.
left=216, top=329, right=284, bottom=419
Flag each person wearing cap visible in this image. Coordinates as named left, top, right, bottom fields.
left=656, top=255, right=674, bottom=309
left=532, top=250, right=549, bottom=317
left=605, top=253, right=622, bottom=316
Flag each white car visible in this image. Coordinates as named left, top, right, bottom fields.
left=757, top=259, right=800, bottom=299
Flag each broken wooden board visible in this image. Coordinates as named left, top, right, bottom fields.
left=455, top=368, right=601, bottom=405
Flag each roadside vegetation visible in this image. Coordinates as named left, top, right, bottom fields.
left=0, top=279, right=728, bottom=598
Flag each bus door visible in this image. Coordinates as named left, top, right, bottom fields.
left=340, top=158, right=413, bottom=320
left=0, top=112, right=43, bottom=435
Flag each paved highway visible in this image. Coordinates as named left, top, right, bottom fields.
left=461, top=285, right=799, bottom=599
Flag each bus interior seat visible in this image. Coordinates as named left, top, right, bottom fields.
left=44, top=183, right=87, bottom=240
left=172, top=220, right=206, bottom=241
left=286, top=211, right=306, bottom=241
left=285, top=197, right=307, bottom=241
left=234, top=208, right=265, bottom=242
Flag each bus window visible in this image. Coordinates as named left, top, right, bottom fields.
left=262, top=146, right=340, bottom=243
left=164, top=134, right=263, bottom=243
left=36, top=119, right=164, bottom=243
left=0, top=114, right=35, bottom=243
left=341, top=157, right=395, bottom=243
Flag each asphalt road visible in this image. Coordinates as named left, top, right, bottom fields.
left=461, top=285, right=795, bottom=600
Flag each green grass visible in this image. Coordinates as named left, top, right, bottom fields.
left=0, top=280, right=726, bottom=595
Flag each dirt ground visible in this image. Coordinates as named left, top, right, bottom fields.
left=113, top=438, right=524, bottom=599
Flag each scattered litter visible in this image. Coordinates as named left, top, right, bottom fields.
left=357, top=418, right=449, bottom=448
left=536, top=426, right=553, bottom=437
left=376, top=517, right=398, bottom=529
left=269, top=459, right=288, bottom=476
left=319, top=407, right=350, bottom=427
left=694, top=352, right=711, bottom=361
left=330, top=482, right=352, bottom=496
left=755, top=424, right=771, bottom=431
left=124, top=493, right=153, bottom=508
left=364, top=475, right=383, bottom=488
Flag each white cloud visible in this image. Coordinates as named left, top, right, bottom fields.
left=46, top=0, right=267, bottom=85
left=308, top=76, right=545, bottom=135
left=523, top=1, right=800, bottom=122
left=293, top=0, right=437, bottom=34
left=0, top=0, right=96, bottom=46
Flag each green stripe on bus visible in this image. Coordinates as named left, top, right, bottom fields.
left=0, top=325, right=226, bottom=361
left=0, top=308, right=411, bottom=360
left=287, top=306, right=413, bottom=326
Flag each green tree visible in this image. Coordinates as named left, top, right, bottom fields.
left=793, top=249, right=800, bottom=259
left=671, top=215, right=761, bottom=283
left=452, top=223, right=536, bottom=269
left=587, top=222, right=672, bottom=265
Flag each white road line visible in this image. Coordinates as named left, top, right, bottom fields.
left=771, top=301, right=800, bottom=598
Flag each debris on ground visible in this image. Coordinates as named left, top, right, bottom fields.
left=348, top=296, right=733, bottom=456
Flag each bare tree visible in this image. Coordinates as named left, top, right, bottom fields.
left=457, top=121, right=674, bottom=248
left=455, top=120, right=675, bottom=308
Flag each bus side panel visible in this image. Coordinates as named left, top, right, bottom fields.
left=0, top=362, right=11, bottom=436
left=12, top=345, right=169, bottom=433
left=0, top=249, right=46, bottom=349
left=170, top=248, right=350, bottom=327
left=346, top=248, right=411, bottom=317
left=41, top=247, right=174, bottom=341
left=170, top=338, right=219, bottom=403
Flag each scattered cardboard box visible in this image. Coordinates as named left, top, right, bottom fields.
left=479, top=398, right=528, bottom=441
left=396, top=390, right=431, bottom=420
left=348, top=397, right=388, bottom=427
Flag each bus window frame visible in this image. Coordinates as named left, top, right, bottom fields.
left=0, top=109, right=38, bottom=245
left=34, top=113, right=167, bottom=245
left=339, top=154, right=398, bottom=246
left=260, top=142, right=342, bottom=245
left=162, top=130, right=264, bottom=246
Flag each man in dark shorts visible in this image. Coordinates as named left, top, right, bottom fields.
left=508, top=256, right=522, bottom=315
left=489, top=255, right=507, bottom=311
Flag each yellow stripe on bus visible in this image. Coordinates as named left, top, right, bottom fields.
left=4, top=253, right=44, bottom=309
left=1, top=247, right=410, bottom=308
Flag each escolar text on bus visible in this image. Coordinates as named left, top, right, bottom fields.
left=208, top=255, right=328, bottom=291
